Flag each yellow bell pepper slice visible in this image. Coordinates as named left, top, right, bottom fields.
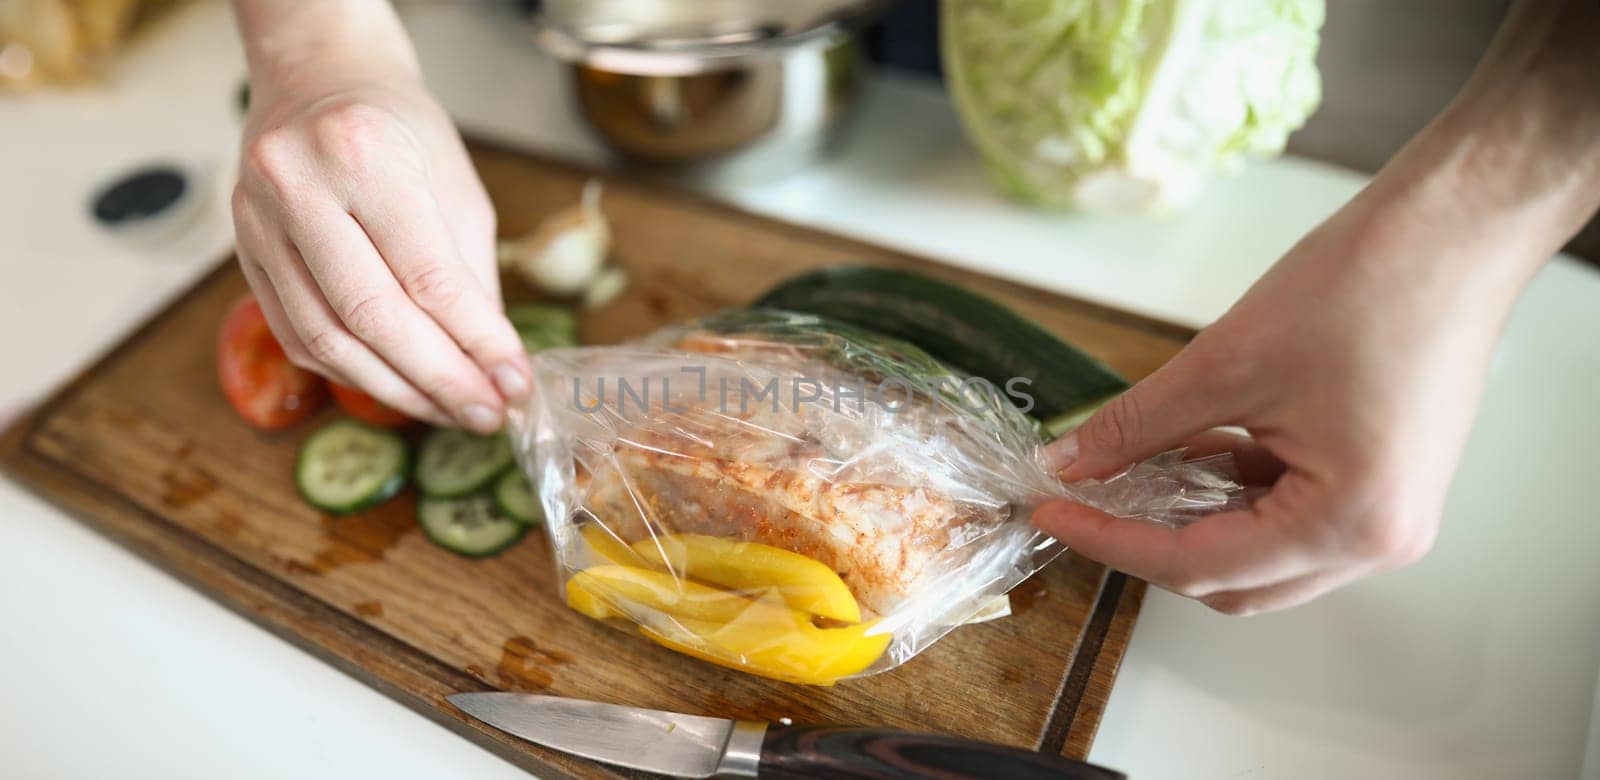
left=576, top=523, right=644, bottom=568
left=564, top=574, right=622, bottom=620
left=563, top=563, right=890, bottom=684
left=628, top=534, right=861, bottom=624
left=641, top=613, right=891, bottom=685
left=566, top=565, right=804, bottom=625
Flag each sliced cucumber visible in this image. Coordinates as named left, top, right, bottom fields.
left=755, top=266, right=1129, bottom=422
left=415, top=428, right=514, bottom=499
left=418, top=494, right=526, bottom=558
left=507, top=303, right=579, bottom=353
left=296, top=419, right=408, bottom=514
left=493, top=468, right=541, bottom=526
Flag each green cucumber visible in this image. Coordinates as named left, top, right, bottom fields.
left=755, top=266, right=1129, bottom=422
left=296, top=419, right=408, bottom=514
left=415, top=428, right=514, bottom=499
left=507, top=303, right=578, bottom=353
left=1041, top=397, right=1112, bottom=439
left=493, top=468, right=541, bottom=526
left=417, top=494, right=525, bottom=557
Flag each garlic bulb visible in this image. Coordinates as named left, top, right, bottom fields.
left=498, top=179, right=609, bottom=296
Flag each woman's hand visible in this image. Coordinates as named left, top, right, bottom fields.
left=1033, top=0, right=1600, bottom=614
left=1036, top=192, right=1509, bottom=615
left=231, top=0, right=528, bottom=432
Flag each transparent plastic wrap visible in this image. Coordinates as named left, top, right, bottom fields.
left=509, top=310, right=1241, bottom=684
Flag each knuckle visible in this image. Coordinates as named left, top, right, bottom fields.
left=274, top=335, right=313, bottom=369
left=402, top=264, right=466, bottom=312
left=303, top=327, right=354, bottom=367
left=339, top=292, right=402, bottom=345
left=1087, top=392, right=1143, bottom=455
left=1329, top=473, right=1438, bottom=568
left=282, top=350, right=319, bottom=373
left=1161, top=570, right=1209, bottom=599
left=312, top=102, right=392, bottom=171
left=1343, top=511, right=1415, bottom=564
left=242, top=129, right=299, bottom=195
left=1392, top=524, right=1437, bottom=567
left=286, top=354, right=324, bottom=376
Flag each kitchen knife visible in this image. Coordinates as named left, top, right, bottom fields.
left=448, top=692, right=1125, bottom=779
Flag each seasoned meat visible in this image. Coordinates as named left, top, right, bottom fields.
left=574, top=333, right=1010, bottom=617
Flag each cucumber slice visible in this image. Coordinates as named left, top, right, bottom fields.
left=296, top=419, right=408, bottom=514
left=493, top=469, right=541, bottom=526
left=418, top=494, right=525, bottom=557
left=756, top=266, right=1130, bottom=423
left=415, top=428, right=514, bottom=499
left=507, top=303, right=578, bottom=352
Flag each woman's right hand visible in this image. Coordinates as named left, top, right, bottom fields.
left=1034, top=184, right=1515, bottom=615
left=230, top=0, right=528, bottom=433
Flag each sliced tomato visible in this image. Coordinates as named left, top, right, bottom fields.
left=330, top=382, right=413, bottom=428
left=217, top=294, right=327, bottom=431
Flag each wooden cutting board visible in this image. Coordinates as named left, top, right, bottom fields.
left=0, top=141, right=1194, bottom=778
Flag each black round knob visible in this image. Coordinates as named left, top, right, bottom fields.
left=91, top=167, right=188, bottom=227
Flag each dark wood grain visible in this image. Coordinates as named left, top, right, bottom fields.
left=760, top=726, right=1126, bottom=780
left=0, top=140, right=1189, bottom=777
left=1062, top=577, right=1148, bottom=761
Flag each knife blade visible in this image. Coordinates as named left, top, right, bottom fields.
left=448, top=692, right=1125, bottom=779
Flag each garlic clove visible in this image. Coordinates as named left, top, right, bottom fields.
left=500, top=179, right=610, bottom=296
left=582, top=265, right=630, bottom=310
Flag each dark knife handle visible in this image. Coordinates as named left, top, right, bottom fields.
left=757, top=726, right=1126, bottom=780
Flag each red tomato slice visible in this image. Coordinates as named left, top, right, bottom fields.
left=330, top=382, right=413, bottom=428
left=217, top=294, right=327, bottom=431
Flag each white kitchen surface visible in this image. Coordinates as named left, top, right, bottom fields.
left=2, top=3, right=1598, bottom=778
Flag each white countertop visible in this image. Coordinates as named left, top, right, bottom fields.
left=4, top=3, right=1599, bottom=778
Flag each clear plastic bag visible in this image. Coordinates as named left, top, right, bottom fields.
left=509, top=310, right=1241, bottom=684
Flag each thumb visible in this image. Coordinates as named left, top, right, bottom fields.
left=1045, top=342, right=1238, bottom=482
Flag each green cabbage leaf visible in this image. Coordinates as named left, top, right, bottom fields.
left=942, top=0, right=1324, bottom=212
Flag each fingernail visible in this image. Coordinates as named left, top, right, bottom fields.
left=491, top=363, right=529, bottom=400
left=460, top=403, right=501, bottom=434
left=1045, top=433, right=1079, bottom=473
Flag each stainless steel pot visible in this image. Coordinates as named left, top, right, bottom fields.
left=527, top=0, right=890, bottom=181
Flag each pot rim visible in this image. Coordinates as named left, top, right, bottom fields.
left=526, top=0, right=891, bottom=76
